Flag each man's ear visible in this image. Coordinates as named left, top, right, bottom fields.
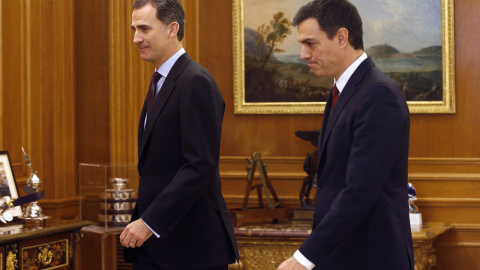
left=336, top=28, right=349, bottom=48
left=168, top=22, right=180, bottom=39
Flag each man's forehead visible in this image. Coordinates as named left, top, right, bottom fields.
left=132, top=4, right=157, bottom=23
left=297, top=19, right=325, bottom=38
left=297, top=18, right=321, bottom=32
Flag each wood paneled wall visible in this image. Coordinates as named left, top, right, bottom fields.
left=1, top=0, right=479, bottom=268
left=75, top=0, right=110, bottom=166
left=1, top=0, right=77, bottom=219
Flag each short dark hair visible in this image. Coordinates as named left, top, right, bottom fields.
left=132, top=0, right=185, bottom=41
left=293, top=0, right=363, bottom=50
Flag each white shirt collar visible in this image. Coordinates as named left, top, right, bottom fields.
left=334, top=52, right=368, bottom=94
left=155, top=47, right=186, bottom=77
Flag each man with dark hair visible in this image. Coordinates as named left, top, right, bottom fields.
left=278, top=0, right=414, bottom=269
left=120, top=0, right=239, bottom=269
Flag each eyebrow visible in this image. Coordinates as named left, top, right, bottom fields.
left=131, top=24, right=150, bottom=30
left=299, top=38, right=315, bottom=44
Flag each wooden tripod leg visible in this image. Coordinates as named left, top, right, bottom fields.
left=261, top=163, right=281, bottom=203
left=241, top=161, right=256, bottom=209
left=256, top=160, right=273, bottom=208
left=256, top=185, right=263, bottom=208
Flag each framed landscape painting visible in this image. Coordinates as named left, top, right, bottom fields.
left=233, top=0, right=455, bottom=114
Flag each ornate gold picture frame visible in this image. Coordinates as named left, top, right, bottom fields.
left=233, top=0, right=455, bottom=114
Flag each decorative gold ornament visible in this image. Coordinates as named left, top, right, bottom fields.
left=6, top=251, right=17, bottom=270
left=414, top=239, right=437, bottom=270
left=38, top=246, right=53, bottom=266
left=235, top=238, right=303, bottom=269
left=21, top=239, right=69, bottom=269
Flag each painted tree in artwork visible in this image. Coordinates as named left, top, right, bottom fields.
left=256, top=11, right=292, bottom=68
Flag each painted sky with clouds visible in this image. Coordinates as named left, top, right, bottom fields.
left=244, top=0, right=442, bottom=55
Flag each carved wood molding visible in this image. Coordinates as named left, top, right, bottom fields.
left=409, top=173, right=480, bottom=181
left=220, top=156, right=480, bottom=209
left=39, top=197, right=80, bottom=208
left=225, top=195, right=303, bottom=208
left=220, top=156, right=305, bottom=180
left=409, top=157, right=480, bottom=174
left=221, top=156, right=305, bottom=163
left=39, top=196, right=80, bottom=220
left=222, top=156, right=480, bottom=164
left=220, top=156, right=480, bottom=179
left=417, top=198, right=480, bottom=207
left=409, top=157, right=480, bottom=165
left=434, top=223, right=480, bottom=248
left=221, top=171, right=306, bottom=180
left=451, top=223, right=480, bottom=231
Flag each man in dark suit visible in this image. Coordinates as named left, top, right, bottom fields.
left=120, top=0, right=239, bottom=269
left=278, top=0, right=414, bottom=269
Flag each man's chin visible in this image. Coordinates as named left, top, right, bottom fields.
left=140, top=54, right=152, bottom=62
left=310, top=69, right=328, bottom=78
left=309, top=69, right=321, bottom=77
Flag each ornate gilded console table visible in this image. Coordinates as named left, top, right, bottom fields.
left=411, top=222, right=452, bottom=270
left=0, top=220, right=91, bottom=270
left=229, top=222, right=451, bottom=270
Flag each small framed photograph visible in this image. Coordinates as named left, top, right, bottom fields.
left=0, top=151, right=23, bottom=218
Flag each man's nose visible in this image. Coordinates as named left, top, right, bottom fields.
left=301, top=46, right=311, bottom=60
left=133, top=32, right=142, bottom=44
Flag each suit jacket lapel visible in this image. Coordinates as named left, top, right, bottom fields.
left=138, top=53, right=193, bottom=159
left=317, top=88, right=333, bottom=155
left=317, top=58, right=376, bottom=169
left=138, top=102, right=147, bottom=157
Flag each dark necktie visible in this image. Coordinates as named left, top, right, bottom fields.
left=331, top=84, right=339, bottom=111
left=147, top=72, right=162, bottom=114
